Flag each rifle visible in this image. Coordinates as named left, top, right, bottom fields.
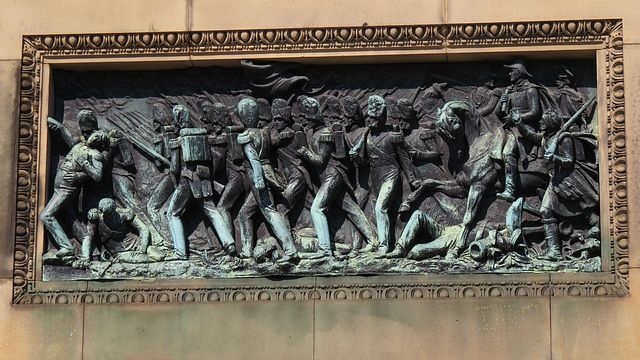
left=125, top=133, right=172, bottom=167
left=544, top=96, right=596, bottom=162
left=124, top=133, right=225, bottom=194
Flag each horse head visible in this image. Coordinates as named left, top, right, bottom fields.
left=437, top=100, right=492, bottom=146
left=436, top=101, right=474, bottom=142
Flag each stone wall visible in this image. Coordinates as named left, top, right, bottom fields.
left=0, top=1, right=639, bottom=359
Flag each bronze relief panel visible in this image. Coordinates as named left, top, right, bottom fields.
left=13, top=20, right=627, bottom=304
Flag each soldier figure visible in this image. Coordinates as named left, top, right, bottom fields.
left=388, top=210, right=465, bottom=259
left=398, top=99, right=444, bottom=180
left=271, top=98, right=310, bottom=225
left=298, top=97, right=378, bottom=259
left=495, top=61, right=550, bottom=201
left=342, top=96, right=370, bottom=209
left=554, top=65, right=586, bottom=128
left=217, top=108, right=249, bottom=231
left=41, top=129, right=110, bottom=260
left=79, top=198, right=163, bottom=267
left=201, top=100, right=231, bottom=136
left=236, top=98, right=299, bottom=264
left=257, top=98, right=273, bottom=129
left=107, top=127, right=169, bottom=250
left=340, top=96, right=373, bottom=255
left=351, top=95, right=420, bottom=257
left=470, top=65, right=502, bottom=120
left=165, top=105, right=237, bottom=260
left=419, top=82, right=447, bottom=127
left=467, top=64, right=505, bottom=174
left=202, top=101, right=230, bottom=182
left=342, top=96, right=365, bottom=136
left=513, top=108, right=599, bottom=261
left=146, top=102, right=181, bottom=238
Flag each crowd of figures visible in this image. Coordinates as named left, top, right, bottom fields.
left=42, top=60, right=601, bottom=278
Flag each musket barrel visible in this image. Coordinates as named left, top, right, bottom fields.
left=123, top=133, right=172, bottom=166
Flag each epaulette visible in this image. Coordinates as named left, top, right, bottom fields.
left=318, top=128, right=334, bottom=142
left=237, top=130, right=252, bottom=145
left=389, top=131, right=404, bottom=144
left=492, top=88, right=502, bottom=96
left=87, top=208, right=100, bottom=221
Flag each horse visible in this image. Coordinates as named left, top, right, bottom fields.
left=403, top=100, right=540, bottom=258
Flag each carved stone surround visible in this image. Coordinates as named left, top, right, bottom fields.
left=13, top=20, right=627, bottom=304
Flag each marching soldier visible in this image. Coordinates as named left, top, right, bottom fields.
left=165, top=105, right=237, bottom=260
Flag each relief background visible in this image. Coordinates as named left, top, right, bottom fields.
left=42, top=60, right=598, bottom=280
left=0, top=1, right=639, bottom=359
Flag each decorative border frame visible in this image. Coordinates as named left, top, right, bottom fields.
left=13, top=19, right=627, bottom=304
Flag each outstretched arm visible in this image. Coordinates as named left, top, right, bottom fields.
left=48, top=117, right=79, bottom=149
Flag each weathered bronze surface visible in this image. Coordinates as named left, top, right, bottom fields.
left=42, top=59, right=600, bottom=280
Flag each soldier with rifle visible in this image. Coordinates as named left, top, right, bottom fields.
left=513, top=97, right=598, bottom=260
left=165, top=105, right=237, bottom=260
left=146, top=102, right=182, bottom=239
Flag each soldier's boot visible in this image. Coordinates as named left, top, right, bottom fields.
left=444, top=248, right=460, bottom=261
left=540, top=221, right=563, bottom=261
left=347, top=233, right=361, bottom=257
left=386, top=245, right=406, bottom=259
left=307, top=250, right=331, bottom=260
left=497, top=155, right=517, bottom=202
left=359, top=242, right=375, bottom=253
left=373, top=246, right=389, bottom=259
left=277, top=251, right=300, bottom=265
left=225, top=243, right=238, bottom=257
left=358, top=231, right=378, bottom=254
left=56, top=246, right=76, bottom=258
